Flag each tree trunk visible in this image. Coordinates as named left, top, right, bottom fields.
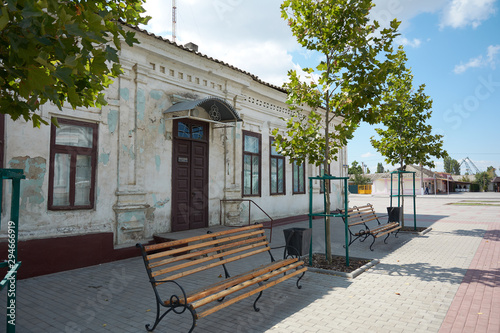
left=325, top=177, right=331, bottom=263
left=324, top=126, right=332, bottom=264
left=400, top=161, right=405, bottom=228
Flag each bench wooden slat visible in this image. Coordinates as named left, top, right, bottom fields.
left=156, top=246, right=271, bottom=282
left=144, top=224, right=264, bottom=252
left=373, top=224, right=401, bottom=238
left=136, top=223, right=307, bottom=331
left=348, top=220, right=368, bottom=227
left=339, top=203, right=401, bottom=250
left=369, top=222, right=399, bottom=233
left=152, top=241, right=268, bottom=278
left=356, top=207, right=374, bottom=212
left=146, top=229, right=265, bottom=260
left=196, top=266, right=308, bottom=319
left=358, top=216, right=379, bottom=224
left=148, top=235, right=267, bottom=269
left=190, top=260, right=303, bottom=310
left=184, top=258, right=299, bottom=304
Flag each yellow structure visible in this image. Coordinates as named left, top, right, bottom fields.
left=358, top=184, right=372, bottom=194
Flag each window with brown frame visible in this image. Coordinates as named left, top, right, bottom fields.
left=293, top=160, right=305, bottom=194
left=242, top=131, right=261, bottom=196
left=269, top=138, right=285, bottom=195
left=48, top=118, right=98, bottom=210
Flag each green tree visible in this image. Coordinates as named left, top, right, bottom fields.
left=475, top=171, right=492, bottom=191
left=0, top=0, right=150, bottom=127
left=370, top=47, right=447, bottom=226
left=348, top=161, right=363, bottom=175
left=458, top=175, right=470, bottom=183
left=352, top=173, right=370, bottom=185
left=487, top=166, right=497, bottom=178
left=376, top=162, right=384, bottom=173
left=444, top=156, right=460, bottom=175
left=273, top=0, right=400, bottom=263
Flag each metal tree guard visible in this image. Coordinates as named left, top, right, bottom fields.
left=389, top=170, right=417, bottom=231
left=308, top=175, right=350, bottom=266
left=0, top=169, right=25, bottom=333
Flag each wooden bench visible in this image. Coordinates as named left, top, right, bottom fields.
left=136, top=224, right=307, bottom=332
left=339, top=204, right=401, bottom=251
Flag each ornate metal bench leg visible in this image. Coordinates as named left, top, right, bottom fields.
left=146, top=301, right=172, bottom=332
left=253, top=291, right=263, bottom=312
left=369, top=236, right=376, bottom=251
left=358, top=230, right=369, bottom=243
left=296, top=270, right=305, bottom=289
left=394, top=228, right=400, bottom=238
left=383, top=232, right=391, bottom=244
left=188, top=307, right=197, bottom=333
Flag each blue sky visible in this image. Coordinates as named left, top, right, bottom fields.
left=142, top=0, right=500, bottom=174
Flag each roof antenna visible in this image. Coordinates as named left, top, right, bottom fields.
left=172, top=0, right=177, bottom=43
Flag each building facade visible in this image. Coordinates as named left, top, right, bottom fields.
left=0, top=26, right=347, bottom=277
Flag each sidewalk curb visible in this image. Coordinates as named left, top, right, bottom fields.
left=307, top=258, right=380, bottom=279
left=400, top=227, right=432, bottom=236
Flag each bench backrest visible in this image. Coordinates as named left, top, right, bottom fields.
left=339, top=204, right=379, bottom=226
left=137, top=224, right=271, bottom=286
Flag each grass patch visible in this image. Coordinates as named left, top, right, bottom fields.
left=448, top=201, right=500, bottom=206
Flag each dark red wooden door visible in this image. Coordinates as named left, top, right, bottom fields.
left=171, top=120, right=209, bottom=231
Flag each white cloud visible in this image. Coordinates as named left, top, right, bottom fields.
left=396, top=36, right=422, bottom=48
left=453, top=44, right=500, bottom=74
left=440, top=0, right=497, bottom=29
left=371, top=0, right=448, bottom=29
left=372, top=0, right=497, bottom=30
left=141, top=1, right=499, bottom=85
left=486, top=44, right=500, bottom=64
left=142, top=0, right=298, bottom=86
left=361, top=152, right=376, bottom=158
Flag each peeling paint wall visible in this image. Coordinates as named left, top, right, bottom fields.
left=2, top=26, right=345, bottom=246
left=8, top=156, right=46, bottom=209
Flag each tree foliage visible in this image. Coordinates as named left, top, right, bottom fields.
left=444, top=156, right=460, bottom=175
left=273, top=0, right=400, bottom=263
left=376, top=162, right=384, bottom=173
left=458, top=175, right=470, bottom=183
left=348, top=160, right=363, bottom=174
left=352, top=173, right=371, bottom=185
left=486, top=166, right=497, bottom=178
left=273, top=0, right=400, bottom=168
left=370, top=47, right=447, bottom=226
left=370, top=47, right=448, bottom=170
left=475, top=171, right=492, bottom=192
left=0, top=0, right=150, bottom=127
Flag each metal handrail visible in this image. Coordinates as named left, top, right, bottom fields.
left=219, top=199, right=274, bottom=241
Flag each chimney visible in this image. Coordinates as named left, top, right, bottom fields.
left=184, top=42, right=198, bottom=52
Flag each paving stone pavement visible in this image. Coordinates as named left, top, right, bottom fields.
left=1, top=192, right=499, bottom=332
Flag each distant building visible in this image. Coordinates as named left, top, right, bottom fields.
left=491, top=177, right=500, bottom=192
left=366, top=165, right=473, bottom=195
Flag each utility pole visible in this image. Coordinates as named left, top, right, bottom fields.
left=172, top=0, right=177, bottom=43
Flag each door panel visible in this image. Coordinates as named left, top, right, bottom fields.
left=190, top=141, right=208, bottom=229
left=171, top=120, right=209, bottom=232
left=172, top=140, right=191, bottom=231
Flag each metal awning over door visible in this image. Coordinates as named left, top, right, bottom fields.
left=163, top=96, right=242, bottom=124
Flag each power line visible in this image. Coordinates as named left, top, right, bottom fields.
left=449, top=153, right=500, bottom=155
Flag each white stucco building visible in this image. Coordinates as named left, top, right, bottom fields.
left=0, top=25, right=347, bottom=277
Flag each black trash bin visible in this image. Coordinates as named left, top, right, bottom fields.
left=283, top=228, right=312, bottom=257
left=387, top=207, right=401, bottom=222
